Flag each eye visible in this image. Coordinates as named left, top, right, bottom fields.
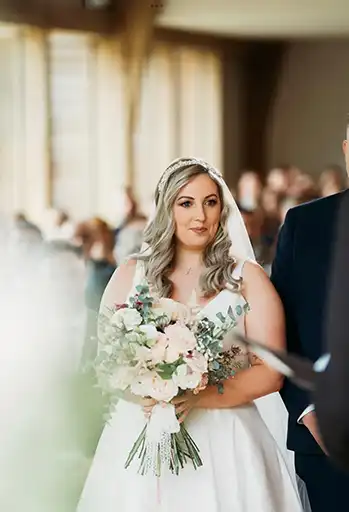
left=179, top=201, right=192, bottom=208
left=206, top=199, right=218, bottom=207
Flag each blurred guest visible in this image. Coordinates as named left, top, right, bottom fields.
left=75, top=218, right=116, bottom=366
left=289, top=173, right=318, bottom=202
left=113, top=186, right=147, bottom=265
left=42, top=208, right=74, bottom=242
left=236, top=170, right=262, bottom=210
left=53, top=210, right=75, bottom=241
left=238, top=205, right=265, bottom=263
left=261, top=188, right=280, bottom=218
left=319, top=164, right=346, bottom=197
left=266, top=166, right=290, bottom=198
left=75, top=217, right=116, bottom=312
left=260, top=189, right=282, bottom=271
left=279, top=197, right=298, bottom=224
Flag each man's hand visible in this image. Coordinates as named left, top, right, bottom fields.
left=302, top=410, right=328, bottom=455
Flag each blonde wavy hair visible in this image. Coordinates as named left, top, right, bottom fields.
left=136, top=164, right=241, bottom=298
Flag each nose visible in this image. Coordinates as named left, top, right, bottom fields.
left=194, top=204, right=206, bottom=222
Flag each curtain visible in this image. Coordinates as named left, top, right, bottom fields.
left=48, top=31, right=95, bottom=220
left=22, top=27, right=50, bottom=222
left=133, top=42, right=224, bottom=213
left=0, top=24, right=224, bottom=222
left=119, top=0, right=159, bottom=188
left=0, top=24, right=23, bottom=215
left=134, top=43, right=178, bottom=215
left=94, top=37, right=126, bottom=224
left=178, top=45, right=223, bottom=172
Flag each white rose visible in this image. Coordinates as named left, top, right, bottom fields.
left=139, top=324, right=159, bottom=341
left=111, top=308, right=142, bottom=331
left=172, top=364, right=202, bottom=390
left=131, top=370, right=178, bottom=402
left=134, top=345, right=152, bottom=364
left=124, top=331, right=142, bottom=344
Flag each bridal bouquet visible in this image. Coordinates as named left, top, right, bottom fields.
left=95, top=282, right=239, bottom=476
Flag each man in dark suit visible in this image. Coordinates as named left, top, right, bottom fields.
left=271, top=121, right=349, bottom=510
left=315, top=184, right=349, bottom=472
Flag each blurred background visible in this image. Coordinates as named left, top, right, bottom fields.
left=1, top=0, right=349, bottom=279
left=1, top=0, right=349, bottom=509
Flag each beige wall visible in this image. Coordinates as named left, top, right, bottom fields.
left=268, top=41, right=349, bottom=174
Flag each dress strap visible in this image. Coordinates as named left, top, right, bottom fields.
left=232, top=259, right=247, bottom=280
left=125, top=259, right=146, bottom=302
left=133, top=259, right=145, bottom=288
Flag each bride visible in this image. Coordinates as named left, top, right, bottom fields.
left=77, top=157, right=308, bottom=511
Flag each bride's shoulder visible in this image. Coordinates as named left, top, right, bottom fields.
left=111, top=258, right=138, bottom=284
left=241, top=260, right=282, bottom=305
left=237, top=259, right=273, bottom=292
left=101, top=259, right=138, bottom=310
left=241, top=259, right=264, bottom=279
left=234, top=259, right=263, bottom=281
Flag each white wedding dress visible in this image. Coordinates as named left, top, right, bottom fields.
left=77, top=260, right=305, bottom=512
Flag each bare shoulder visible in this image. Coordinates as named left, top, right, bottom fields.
left=242, top=260, right=281, bottom=302
left=100, top=258, right=138, bottom=312
left=242, top=261, right=285, bottom=350
left=119, top=258, right=138, bottom=276
left=242, top=260, right=266, bottom=279
left=110, top=258, right=138, bottom=287
left=242, top=260, right=269, bottom=285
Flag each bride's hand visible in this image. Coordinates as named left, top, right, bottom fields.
left=172, top=392, right=200, bottom=423
left=141, top=397, right=158, bottom=418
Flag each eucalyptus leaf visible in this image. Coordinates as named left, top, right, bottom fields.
left=218, top=383, right=224, bottom=394
left=157, top=363, right=177, bottom=374
left=211, top=360, right=220, bottom=370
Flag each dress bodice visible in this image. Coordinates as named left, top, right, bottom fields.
left=196, top=285, right=250, bottom=371
left=129, top=258, right=251, bottom=372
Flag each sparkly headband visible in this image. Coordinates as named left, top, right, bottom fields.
left=157, top=157, right=223, bottom=194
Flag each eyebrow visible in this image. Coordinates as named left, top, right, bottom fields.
left=177, top=194, right=218, bottom=201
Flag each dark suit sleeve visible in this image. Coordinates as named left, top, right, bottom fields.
left=316, top=195, right=349, bottom=470
left=271, top=210, right=311, bottom=423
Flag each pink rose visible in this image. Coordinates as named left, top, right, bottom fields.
left=184, top=350, right=208, bottom=373
left=164, top=323, right=197, bottom=363
left=149, top=333, right=168, bottom=365
left=172, top=363, right=202, bottom=390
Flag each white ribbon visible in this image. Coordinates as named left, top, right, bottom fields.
left=144, top=402, right=180, bottom=475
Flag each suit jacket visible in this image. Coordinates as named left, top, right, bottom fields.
left=315, top=190, right=349, bottom=470
left=271, top=191, right=347, bottom=454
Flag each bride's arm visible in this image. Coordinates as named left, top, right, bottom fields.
left=99, top=259, right=136, bottom=316
left=196, top=262, right=285, bottom=409
left=98, top=259, right=143, bottom=405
